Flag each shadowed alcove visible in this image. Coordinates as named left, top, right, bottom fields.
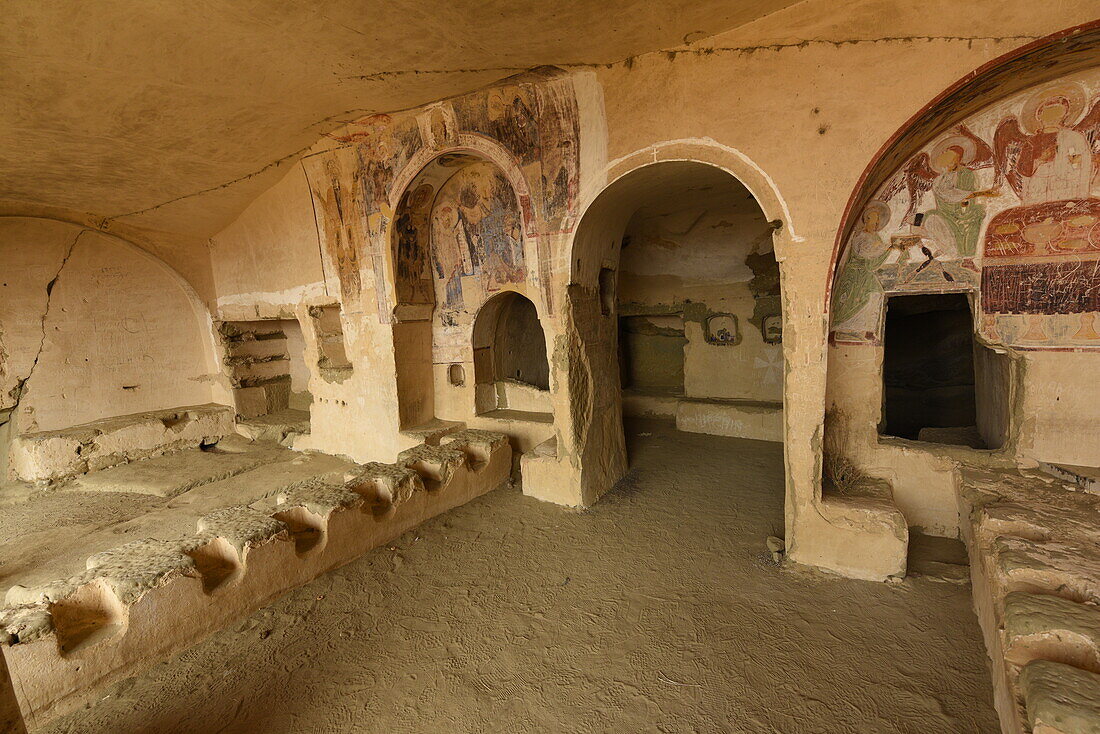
left=471, top=290, right=551, bottom=419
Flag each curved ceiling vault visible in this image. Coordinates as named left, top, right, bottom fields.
left=0, top=0, right=799, bottom=239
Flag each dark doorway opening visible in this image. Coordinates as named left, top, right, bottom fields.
left=881, top=293, right=980, bottom=445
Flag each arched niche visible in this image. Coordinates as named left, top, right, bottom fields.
left=824, top=24, right=1100, bottom=530
left=561, top=159, right=785, bottom=504
left=471, top=291, right=550, bottom=417
left=389, top=152, right=529, bottom=432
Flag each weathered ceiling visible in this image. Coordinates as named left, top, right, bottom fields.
left=0, top=0, right=797, bottom=239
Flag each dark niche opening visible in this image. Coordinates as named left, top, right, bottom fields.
left=881, top=293, right=982, bottom=446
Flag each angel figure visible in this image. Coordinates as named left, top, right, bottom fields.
left=882, top=125, right=998, bottom=259
left=993, top=82, right=1100, bottom=205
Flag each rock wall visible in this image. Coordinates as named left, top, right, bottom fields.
left=826, top=65, right=1100, bottom=538
left=618, top=167, right=782, bottom=404
left=0, top=218, right=223, bottom=446
left=204, top=4, right=1100, bottom=575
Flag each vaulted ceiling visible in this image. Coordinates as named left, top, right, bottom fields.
left=0, top=0, right=797, bottom=239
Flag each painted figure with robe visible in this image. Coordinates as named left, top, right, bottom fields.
left=831, top=201, right=892, bottom=338
left=885, top=125, right=997, bottom=259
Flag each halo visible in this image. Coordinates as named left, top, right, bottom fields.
left=930, top=135, right=978, bottom=172
left=860, top=200, right=891, bottom=231
left=1020, top=83, right=1087, bottom=134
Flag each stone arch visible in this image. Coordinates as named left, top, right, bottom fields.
left=816, top=21, right=1100, bottom=580
left=558, top=151, right=791, bottom=507
left=826, top=19, right=1100, bottom=307
left=382, top=138, right=540, bottom=321
left=387, top=150, right=533, bottom=431
left=470, top=290, right=550, bottom=415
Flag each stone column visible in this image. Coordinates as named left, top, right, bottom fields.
left=779, top=231, right=907, bottom=581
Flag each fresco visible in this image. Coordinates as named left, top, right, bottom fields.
left=393, top=182, right=436, bottom=306
left=430, top=162, right=525, bottom=317
left=453, top=77, right=580, bottom=231
left=303, top=72, right=580, bottom=321
left=304, top=153, right=363, bottom=304
left=831, top=71, right=1100, bottom=350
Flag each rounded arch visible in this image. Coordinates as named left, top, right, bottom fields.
left=387, top=148, right=537, bottom=430
left=384, top=143, right=536, bottom=321
left=557, top=155, right=786, bottom=505
left=568, top=156, right=785, bottom=286
left=573, top=140, right=797, bottom=272
left=826, top=19, right=1100, bottom=306
left=389, top=137, right=536, bottom=236
left=471, top=290, right=550, bottom=414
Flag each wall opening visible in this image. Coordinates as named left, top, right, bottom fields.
left=471, top=291, right=551, bottom=418
left=880, top=293, right=982, bottom=446
left=308, top=306, right=352, bottom=383
left=219, top=319, right=311, bottom=421
left=612, top=163, right=783, bottom=434
left=391, top=152, right=528, bottom=432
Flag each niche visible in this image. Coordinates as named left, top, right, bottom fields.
left=471, top=291, right=551, bottom=417
left=309, top=305, right=353, bottom=383
left=880, top=293, right=983, bottom=446
left=618, top=314, right=687, bottom=395
left=220, top=319, right=311, bottom=419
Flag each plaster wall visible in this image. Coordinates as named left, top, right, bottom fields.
left=203, top=0, right=1100, bottom=577
left=618, top=177, right=782, bottom=404
left=0, top=218, right=223, bottom=439
left=1016, top=352, right=1100, bottom=467
left=583, top=0, right=1096, bottom=576
left=210, top=165, right=330, bottom=319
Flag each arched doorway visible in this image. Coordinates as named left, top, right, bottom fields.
left=471, top=291, right=551, bottom=418
left=615, top=163, right=782, bottom=435
left=559, top=159, right=785, bottom=504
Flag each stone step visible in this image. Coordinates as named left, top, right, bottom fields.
left=1003, top=591, right=1100, bottom=675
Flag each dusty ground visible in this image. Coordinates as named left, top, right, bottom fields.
left=35, top=420, right=998, bottom=733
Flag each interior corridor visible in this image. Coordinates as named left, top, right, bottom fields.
left=38, top=421, right=997, bottom=734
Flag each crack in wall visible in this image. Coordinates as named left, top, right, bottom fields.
left=339, top=33, right=1041, bottom=80
left=4, top=229, right=86, bottom=430
left=652, top=33, right=1041, bottom=62
left=99, top=31, right=1042, bottom=230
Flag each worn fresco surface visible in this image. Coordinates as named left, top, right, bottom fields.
left=831, top=70, right=1100, bottom=350
left=430, top=161, right=525, bottom=318
left=301, top=72, right=579, bottom=320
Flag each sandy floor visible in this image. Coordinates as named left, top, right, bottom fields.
left=35, top=420, right=998, bottom=733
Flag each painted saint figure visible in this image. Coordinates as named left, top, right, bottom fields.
left=831, top=201, right=892, bottom=337
left=994, top=83, right=1100, bottom=205
left=431, top=204, right=478, bottom=310
left=394, top=183, right=436, bottom=305
left=317, top=157, right=362, bottom=301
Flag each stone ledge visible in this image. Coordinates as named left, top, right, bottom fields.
left=1019, top=660, right=1100, bottom=734
left=959, top=465, right=1100, bottom=734
left=0, top=431, right=511, bottom=726
left=7, top=404, right=235, bottom=482
left=1004, top=592, right=1100, bottom=676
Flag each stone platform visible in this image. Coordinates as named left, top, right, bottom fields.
left=0, top=429, right=511, bottom=727
left=958, top=464, right=1100, bottom=734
